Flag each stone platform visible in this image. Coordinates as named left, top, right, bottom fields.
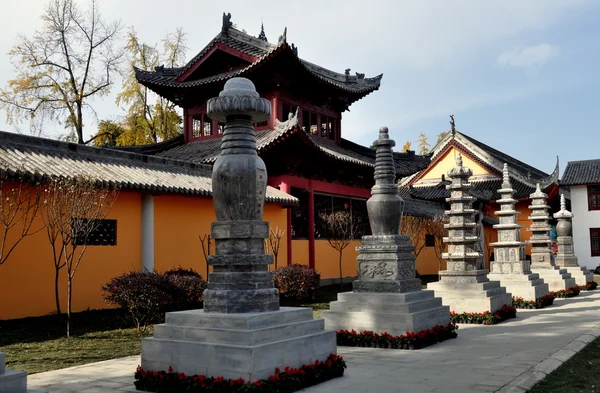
left=323, top=290, right=449, bottom=334
left=531, top=266, right=576, bottom=291
left=141, top=307, right=335, bottom=382
left=0, top=352, right=45, bottom=393
left=564, top=266, right=594, bottom=286
left=488, top=273, right=549, bottom=301
left=427, top=271, right=513, bottom=313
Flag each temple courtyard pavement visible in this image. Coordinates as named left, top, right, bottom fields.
left=27, top=290, right=600, bottom=393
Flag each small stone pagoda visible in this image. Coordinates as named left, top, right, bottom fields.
left=428, top=154, right=512, bottom=313
left=487, top=164, right=549, bottom=300
left=528, top=184, right=575, bottom=291
left=553, top=194, right=593, bottom=286
left=141, top=78, right=335, bottom=382
left=323, top=127, right=449, bottom=334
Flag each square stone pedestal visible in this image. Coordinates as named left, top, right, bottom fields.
left=563, top=267, right=594, bottom=286
left=427, top=271, right=513, bottom=313
left=323, top=290, right=450, bottom=334
left=487, top=273, right=549, bottom=301
left=530, top=266, right=576, bottom=291
left=0, top=353, right=45, bottom=393
left=141, top=307, right=336, bottom=382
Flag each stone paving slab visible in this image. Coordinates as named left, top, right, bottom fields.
left=23, top=290, right=600, bottom=393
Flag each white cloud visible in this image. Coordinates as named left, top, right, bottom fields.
left=497, top=44, right=559, bottom=68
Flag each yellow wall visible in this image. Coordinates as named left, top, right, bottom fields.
left=0, top=191, right=142, bottom=320
left=314, top=239, right=361, bottom=280
left=291, top=240, right=310, bottom=267
left=421, top=147, right=488, bottom=179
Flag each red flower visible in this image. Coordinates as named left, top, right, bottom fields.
left=167, top=366, right=173, bottom=373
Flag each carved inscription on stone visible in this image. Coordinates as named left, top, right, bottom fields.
left=360, top=262, right=396, bottom=280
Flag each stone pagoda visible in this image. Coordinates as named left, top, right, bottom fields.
left=0, top=353, right=43, bottom=393
left=141, top=78, right=335, bottom=381
left=323, top=127, right=449, bottom=335
left=528, top=184, right=575, bottom=291
left=487, top=164, right=549, bottom=301
left=428, top=154, right=512, bottom=313
left=553, top=194, right=593, bottom=286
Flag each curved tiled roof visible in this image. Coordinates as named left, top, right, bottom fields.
left=561, top=159, right=600, bottom=186
left=135, top=27, right=382, bottom=98
left=0, top=131, right=297, bottom=204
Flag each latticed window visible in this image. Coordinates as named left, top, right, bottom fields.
left=192, top=118, right=202, bottom=138
left=588, top=185, right=600, bottom=210
left=591, top=228, right=600, bottom=257
left=72, top=218, right=117, bottom=246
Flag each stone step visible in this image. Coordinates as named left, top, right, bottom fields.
left=164, top=307, right=313, bottom=330
left=0, top=352, right=5, bottom=374
left=154, top=318, right=325, bottom=346
left=323, top=305, right=450, bottom=335
left=429, top=281, right=509, bottom=298
left=142, top=329, right=336, bottom=382
left=0, top=369, right=27, bottom=393
left=329, top=294, right=442, bottom=314
left=337, top=290, right=434, bottom=304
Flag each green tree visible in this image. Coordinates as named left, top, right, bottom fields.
left=0, top=0, right=123, bottom=143
left=116, top=28, right=187, bottom=145
left=417, top=133, right=430, bottom=155
left=91, top=120, right=126, bottom=147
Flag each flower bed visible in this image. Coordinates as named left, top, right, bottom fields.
left=579, top=281, right=598, bottom=291
left=336, top=323, right=457, bottom=350
left=134, top=354, right=346, bottom=393
left=551, top=286, right=581, bottom=298
left=512, top=294, right=555, bottom=309
left=450, top=305, right=517, bottom=325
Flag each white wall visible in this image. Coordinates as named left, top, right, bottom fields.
left=571, top=185, right=600, bottom=269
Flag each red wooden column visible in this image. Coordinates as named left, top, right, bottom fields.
left=308, top=189, right=315, bottom=269
left=279, top=182, right=293, bottom=266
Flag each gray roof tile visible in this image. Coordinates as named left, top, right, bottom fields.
left=561, top=159, right=600, bottom=185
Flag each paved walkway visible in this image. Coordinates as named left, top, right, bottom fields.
left=27, top=291, right=600, bottom=393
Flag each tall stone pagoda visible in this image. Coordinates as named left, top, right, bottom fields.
left=528, top=184, right=576, bottom=290
left=141, top=78, right=336, bottom=381
left=323, top=127, right=449, bottom=334
left=553, top=194, right=593, bottom=285
left=487, top=164, right=549, bottom=301
left=428, top=154, right=512, bottom=313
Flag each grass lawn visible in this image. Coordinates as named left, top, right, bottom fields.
left=530, top=336, right=600, bottom=393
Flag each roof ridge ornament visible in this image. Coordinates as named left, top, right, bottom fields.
left=258, top=21, right=268, bottom=42
left=449, top=114, right=456, bottom=137
left=221, top=12, right=233, bottom=35
left=278, top=27, right=287, bottom=45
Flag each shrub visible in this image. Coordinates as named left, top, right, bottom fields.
left=273, top=264, right=321, bottom=300
left=163, top=267, right=207, bottom=310
left=102, top=271, right=180, bottom=331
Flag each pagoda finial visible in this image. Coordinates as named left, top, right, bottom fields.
left=560, top=193, right=567, bottom=211
left=502, top=163, right=511, bottom=188
left=536, top=183, right=541, bottom=192
left=456, top=153, right=463, bottom=168
left=258, top=21, right=268, bottom=41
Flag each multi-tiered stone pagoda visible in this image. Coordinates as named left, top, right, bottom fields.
left=323, top=127, right=449, bottom=334
left=487, top=164, right=549, bottom=301
left=528, top=184, right=575, bottom=290
left=428, top=154, right=512, bottom=313
left=141, top=78, right=336, bottom=382
left=553, top=194, right=593, bottom=286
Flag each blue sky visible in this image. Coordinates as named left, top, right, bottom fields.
left=1, top=0, right=599, bottom=175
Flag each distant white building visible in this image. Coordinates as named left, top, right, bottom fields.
left=561, top=159, right=600, bottom=270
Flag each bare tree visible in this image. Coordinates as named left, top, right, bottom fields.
left=320, top=211, right=357, bottom=289
left=41, top=176, right=118, bottom=337
left=0, top=170, right=43, bottom=266
left=0, top=0, right=123, bottom=143
left=400, top=215, right=429, bottom=259
left=199, top=234, right=212, bottom=279
left=266, top=226, right=285, bottom=270
left=428, top=216, right=447, bottom=277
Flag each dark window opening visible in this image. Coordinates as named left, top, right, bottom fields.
left=310, top=113, right=318, bottom=135
left=192, top=117, right=202, bottom=138
left=203, top=115, right=213, bottom=136
left=328, top=119, right=335, bottom=140
left=72, top=218, right=117, bottom=246
left=281, top=102, right=292, bottom=121
left=321, top=116, right=328, bottom=138
left=217, top=122, right=225, bottom=134
left=591, top=228, right=600, bottom=257
left=314, top=194, right=369, bottom=240
left=291, top=188, right=309, bottom=239
left=588, top=186, right=600, bottom=211
left=425, top=234, right=435, bottom=247
left=302, top=110, right=310, bottom=133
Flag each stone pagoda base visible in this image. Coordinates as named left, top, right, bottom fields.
left=562, top=267, right=593, bottom=286
left=323, top=290, right=449, bottom=335
left=141, top=308, right=335, bottom=382
left=530, top=266, right=576, bottom=291
left=487, top=273, right=549, bottom=301
left=427, top=271, right=512, bottom=313
left=0, top=353, right=45, bottom=393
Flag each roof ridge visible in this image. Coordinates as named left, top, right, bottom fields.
left=0, top=130, right=212, bottom=176
left=565, top=158, right=600, bottom=164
